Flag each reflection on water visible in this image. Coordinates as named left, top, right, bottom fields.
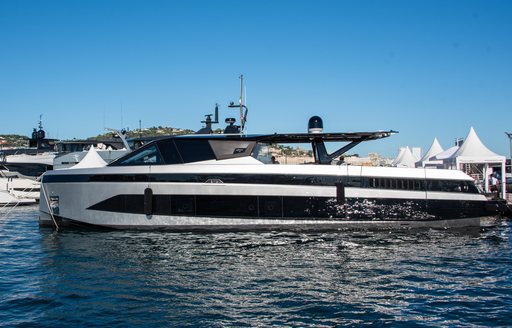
left=1, top=206, right=511, bottom=327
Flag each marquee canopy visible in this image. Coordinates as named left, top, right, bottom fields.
left=446, top=127, right=506, bottom=195
left=416, top=137, right=444, bottom=168
left=70, top=146, right=108, bottom=169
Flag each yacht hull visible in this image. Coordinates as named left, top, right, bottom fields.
left=39, top=174, right=504, bottom=231
left=39, top=211, right=488, bottom=231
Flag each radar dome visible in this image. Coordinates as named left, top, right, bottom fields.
left=308, top=116, right=323, bottom=133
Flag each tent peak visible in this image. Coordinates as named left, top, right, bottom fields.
left=452, top=127, right=502, bottom=159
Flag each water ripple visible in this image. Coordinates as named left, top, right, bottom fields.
left=0, top=206, right=511, bottom=327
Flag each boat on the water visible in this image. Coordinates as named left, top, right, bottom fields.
left=38, top=77, right=509, bottom=230
left=0, top=189, right=37, bottom=207
left=38, top=114, right=508, bottom=231
left=0, top=118, right=57, bottom=179
left=0, top=169, right=39, bottom=206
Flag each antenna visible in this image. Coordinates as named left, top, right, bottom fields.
left=196, top=104, right=220, bottom=134
left=228, top=75, right=249, bottom=133
left=201, top=103, right=220, bottom=124
left=239, top=74, right=243, bottom=128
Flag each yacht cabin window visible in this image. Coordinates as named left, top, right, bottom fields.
left=173, top=139, right=216, bottom=163
left=156, top=140, right=182, bottom=164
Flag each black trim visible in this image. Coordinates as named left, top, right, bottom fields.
left=43, top=173, right=345, bottom=186
left=336, top=183, right=345, bottom=204
left=87, top=194, right=492, bottom=220
left=42, top=173, right=480, bottom=194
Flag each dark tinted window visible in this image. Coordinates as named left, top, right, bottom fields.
left=461, top=181, right=480, bottom=194
left=365, top=177, right=426, bottom=191
left=342, top=176, right=478, bottom=194
left=414, top=180, right=424, bottom=190
left=156, top=139, right=182, bottom=164
left=428, top=179, right=479, bottom=194
left=346, top=176, right=362, bottom=187
left=174, top=139, right=216, bottom=163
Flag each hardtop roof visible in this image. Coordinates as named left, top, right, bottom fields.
left=167, top=130, right=398, bottom=143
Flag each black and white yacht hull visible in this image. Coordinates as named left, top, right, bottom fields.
left=39, top=164, right=504, bottom=231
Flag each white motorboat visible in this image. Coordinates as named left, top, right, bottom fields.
left=38, top=78, right=508, bottom=230
left=0, top=169, right=40, bottom=205
left=38, top=117, right=507, bottom=231
left=1, top=190, right=36, bottom=206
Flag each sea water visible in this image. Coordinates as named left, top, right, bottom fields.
left=1, top=206, right=511, bottom=327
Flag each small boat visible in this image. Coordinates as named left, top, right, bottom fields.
left=1, top=166, right=41, bottom=205
left=0, top=117, right=57, bottom=178
left=1, top=119, right=133, bottom=176
left=1, top=190, right=35, bottom=206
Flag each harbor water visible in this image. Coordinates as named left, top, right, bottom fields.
left=1, top=206, right=511, bottom=327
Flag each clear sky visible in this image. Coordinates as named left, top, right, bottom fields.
left=1, top=0, right=511, bottom=157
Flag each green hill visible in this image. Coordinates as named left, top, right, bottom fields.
left=88, top=126, right=197, bottom=140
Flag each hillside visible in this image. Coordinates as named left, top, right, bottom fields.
left=0, top=134, right=29, bottom=148
left=88, top=126, right=196, bottom=140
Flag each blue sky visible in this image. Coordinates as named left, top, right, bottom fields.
left=1, top=0, right=511, bottom=157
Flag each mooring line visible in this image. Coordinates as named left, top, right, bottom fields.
left=41, top=183, right=59, bottom=232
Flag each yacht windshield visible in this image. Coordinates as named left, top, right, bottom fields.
left=111, top=138, right=218, bottom=166
left=116, top=144, right=163, bottom=165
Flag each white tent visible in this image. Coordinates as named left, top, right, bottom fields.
left=416, top=137, right=444, bottom=168
left=391, top=147, right=405, bottom=166
left=70, top=145, right=108, bottom=169
left=435, top=146, right=459, bottom=162
left=446, top=127, right=506, bottom=196
left=392, top=146, right=418, bottom=168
